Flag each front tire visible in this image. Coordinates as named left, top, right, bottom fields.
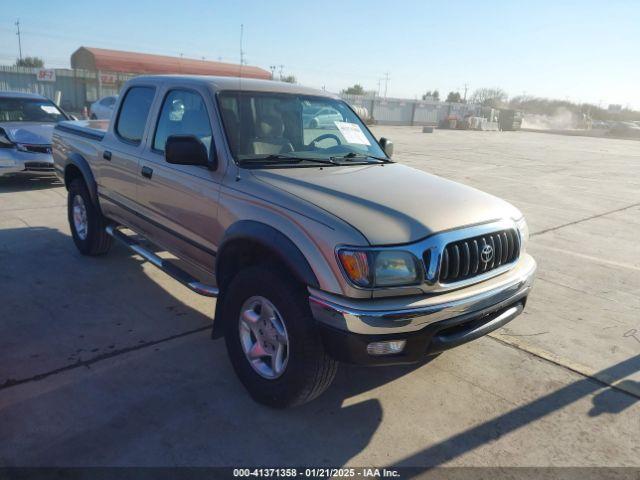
left=223, top=266, right=338, bottom=408
left=67, top=178, right=112, bottom=255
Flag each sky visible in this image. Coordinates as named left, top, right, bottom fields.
left=1, top=0, right=638, bottom=108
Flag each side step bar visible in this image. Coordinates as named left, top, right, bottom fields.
left=105, top=225, right=219, bottom=297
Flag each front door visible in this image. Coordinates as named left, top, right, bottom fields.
left=135, top=87, right=221, bottom=273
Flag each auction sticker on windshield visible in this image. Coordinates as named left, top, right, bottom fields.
left=40, top=105, right=59, bottom=114
left=334, top=121, right=371, bottom=145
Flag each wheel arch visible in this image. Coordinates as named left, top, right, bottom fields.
left=212, top=220, right=320, bottom=338
left=63, top=153, right=99, bottom=208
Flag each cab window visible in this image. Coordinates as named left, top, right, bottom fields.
left=115, top=87, right=155, bottom=144
left=153, top=90, right=213, bottom=155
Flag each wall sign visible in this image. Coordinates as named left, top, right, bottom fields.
left=36, top=69, right=56, bottom=82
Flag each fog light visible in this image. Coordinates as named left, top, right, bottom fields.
left=366, top=340, right=406, bottom=356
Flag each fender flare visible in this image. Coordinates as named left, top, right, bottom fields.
left=63, top=153, right=99, bottom=207
left=212, top=221, right=320, bottom=338
left=215, top=220, right=319, bottom=289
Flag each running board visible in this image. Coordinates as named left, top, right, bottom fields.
left=105, top=225, right=219, bottom=297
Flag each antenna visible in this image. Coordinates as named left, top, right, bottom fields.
left=15, top=19, right=23, bottom=63
left=239, top=24, right=245, bottom=65
left=239, top=24, right=245, bottom=79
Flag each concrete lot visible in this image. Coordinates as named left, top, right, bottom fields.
left=1, top=129, right=639, bottom=468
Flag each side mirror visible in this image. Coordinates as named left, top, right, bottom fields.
left=165, top=135, right=212, bottom=168
left=379, top=137, right=394, bottom=158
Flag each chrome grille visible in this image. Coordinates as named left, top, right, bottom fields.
left=438, top=229, right=520, bottom=283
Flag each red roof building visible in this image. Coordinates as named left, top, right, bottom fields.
left=71, top=47, right=271, bottom=80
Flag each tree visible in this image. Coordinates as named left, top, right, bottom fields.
left=469, top=87, right=508, bottom=107
left=15, top=56, right=44, bottom=68
left=343, top=84, right=365, bottom=95
left=281, top=75, right=296, bottom=84
left=446, top=91, right=462, bottom=103
left=422, top=90, right=440, bottom=101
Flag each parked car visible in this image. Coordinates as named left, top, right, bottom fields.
left=303, top=105, right=343, bottom=128
left=52, top=76, right=536, bottom=408
left=0, top=91, right=70, bottom=177
left=89, top=95, right=118, bottom=119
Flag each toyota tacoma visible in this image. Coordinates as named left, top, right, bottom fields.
left=52, top=75, right=536, bottom=408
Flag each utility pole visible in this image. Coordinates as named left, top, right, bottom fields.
left=383, top=72, right=390, bottom=98
left=376, top=78, right=382, bottom=97
left=15, top=19, right=23, bottom=63
left=463, top=83, right=469, bottom=103
left=278, top=64, right=284, bottom=81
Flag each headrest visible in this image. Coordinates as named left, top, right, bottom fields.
left=258, top=114, right=284, bottom=138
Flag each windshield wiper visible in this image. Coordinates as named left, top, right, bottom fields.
left=329, top=152, right=390, bottom=163
left=238, top=154, right=338, bottom=166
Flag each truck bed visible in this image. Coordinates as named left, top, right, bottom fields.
left=55, top=119, right=109, bottom=141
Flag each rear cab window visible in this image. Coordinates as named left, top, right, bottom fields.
left=115, top=87, right=156, bottom=144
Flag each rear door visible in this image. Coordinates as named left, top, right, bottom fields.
left=135, top=85, right=221, bottom=273
left=97, top=85, right=156, bottom=225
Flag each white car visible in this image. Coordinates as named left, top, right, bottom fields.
left=303, top=106, right=343, bottom=128
left=89, top=95, right=118, bottom=120
left=0, top=91, right=70, bottom=177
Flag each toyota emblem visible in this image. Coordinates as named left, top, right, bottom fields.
left=480, top=244, right=494, bottom=263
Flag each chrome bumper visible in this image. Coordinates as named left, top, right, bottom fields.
left=309, top=254, right=536, bottom=335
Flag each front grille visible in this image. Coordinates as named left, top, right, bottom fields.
left=24, top=162, right=54, bottom=171
left=438, top=229, right=520, bottom=283
left=22, top=144, right=51, bottom=154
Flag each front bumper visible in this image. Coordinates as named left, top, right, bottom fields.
left=309, top=254, right=536, bottom=365
left=0, top=149, right=55, bottom=177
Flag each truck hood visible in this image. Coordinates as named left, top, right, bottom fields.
left=0, top=122, right=55, bottom=145
left=251, top=163, right=521, bottom=245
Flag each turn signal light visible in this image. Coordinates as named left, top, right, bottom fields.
left=338, top=250, right=371, bottom=287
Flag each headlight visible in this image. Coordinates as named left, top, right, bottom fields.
left=338, top=248, right=421, bottom=288
left=0, top=131, right=14, bottom=148
left=516, top=217, right=529, bottom=252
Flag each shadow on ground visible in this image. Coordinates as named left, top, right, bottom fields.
left=392, top=355, right=640, bottom=473
left=1, top=225, right=638, bottom=468
left=0, top=174, right=63, bottom=193
left=0, top=225, right=428, bottom=466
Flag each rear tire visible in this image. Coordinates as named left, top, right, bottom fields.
left=67, top=178, right=112, bottom=255
left=223, top=265, right=338, bottom=408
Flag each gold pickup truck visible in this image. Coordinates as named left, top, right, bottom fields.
left=52, top=75, right=536, bottom=408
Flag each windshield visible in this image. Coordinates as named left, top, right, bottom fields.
left=0, top=97, right=67, bottom=123
left=217, top=91, right=387, bottom=166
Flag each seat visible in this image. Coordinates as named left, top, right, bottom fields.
left=251, top=115, right=293, bottom=155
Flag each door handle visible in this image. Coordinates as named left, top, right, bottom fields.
left=141, top=166, right=153, bottom=179
left=103, top=150, right=112, bottom=161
